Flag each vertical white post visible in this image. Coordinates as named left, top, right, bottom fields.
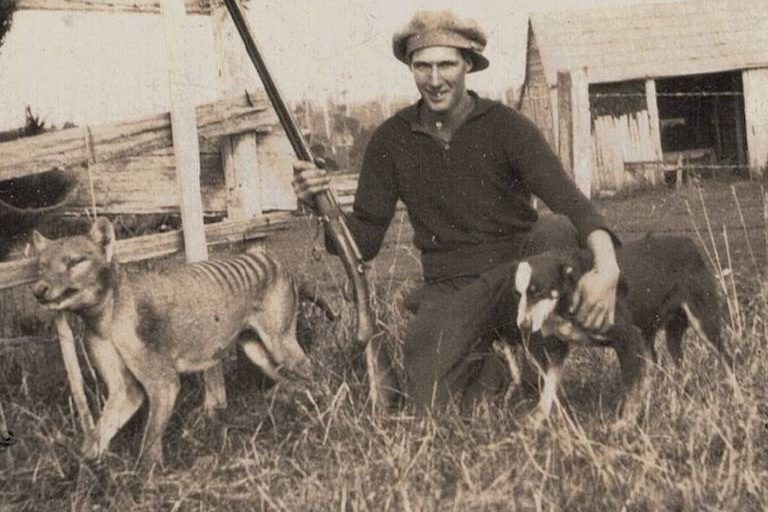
left=571, top=67, right=592, bottom=198
left=212, top=3, right=263, bottom=220
left=743, top=68, right=768, bottom=179
left=645, top=79, right=663, bottom=186
left=161, top=0, right=227, bottom=413
left=556, top=71, right=573, bottom=175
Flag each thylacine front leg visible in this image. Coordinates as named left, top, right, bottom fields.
left=83, top=331, right=145, bottom=460
left=110, top=327, right=180, bottom=472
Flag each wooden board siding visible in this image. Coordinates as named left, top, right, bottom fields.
left=18, top=0, right=211, bottom=15
left=519, top=29, right=556, bottom=149
left=743, top=68, right=768, bottom=177
left=62, top=132, right=297, bottom=216
left=0, top=91, right=272, bottom=182
left=588, top=80, right=661, bottom=194
left=591, top=112, right=661, bottom=194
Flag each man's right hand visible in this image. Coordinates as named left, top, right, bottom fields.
left=292, top=160, right=331, bottom=210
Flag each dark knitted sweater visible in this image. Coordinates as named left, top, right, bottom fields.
left=335, top=93, right=614, bottom=281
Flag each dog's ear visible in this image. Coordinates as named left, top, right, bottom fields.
left=31, top=230, right=50, bottom=254
left=559, top=261, right=577, bottom=283
left=559, top=249, right=591, bottom=281
left=616, top=273, right=629, bottom=298
left=575, top=249, right=594, bottom=274
left=88, top=217, right=116, bottom=262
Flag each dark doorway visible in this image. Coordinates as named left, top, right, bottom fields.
left=656, top=71, right=748, bottom=179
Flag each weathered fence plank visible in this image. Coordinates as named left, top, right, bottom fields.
left=0, top=91, right=272, bottom=182
left=0, top=212, right=292, bottom=290
left=17, top=0, right=210, bottom=15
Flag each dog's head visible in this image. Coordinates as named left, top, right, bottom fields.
left=513, top=251, right=586, bottom=335
left=31, top=217, right=117, bottom=313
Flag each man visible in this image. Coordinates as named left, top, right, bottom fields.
left=293, top=10, right=620, bottom=411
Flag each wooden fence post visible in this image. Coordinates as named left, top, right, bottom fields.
left=212, top=1, right=264, bottom=221
left=557, top=71, right=573, bottom=175
left=571, top=67, right=592, bottom=198
left=161, top=0, right=227, bottom=413
left=743, top=68, right=768, bottom=180
left=645, top=79, right=663, bottom=186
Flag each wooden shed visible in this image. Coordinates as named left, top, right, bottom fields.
left=519, top=0, right=768, bottom=197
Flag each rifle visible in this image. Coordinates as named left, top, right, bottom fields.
left=223, top=0, right=397, bottom=408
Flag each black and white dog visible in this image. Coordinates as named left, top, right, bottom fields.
left=506, top=234, right=730, bottom=424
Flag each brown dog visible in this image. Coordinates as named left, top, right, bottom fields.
left=32, top=218, right=316, bottom=471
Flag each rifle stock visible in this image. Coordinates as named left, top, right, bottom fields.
left=222, top=0, right=374, bottom=346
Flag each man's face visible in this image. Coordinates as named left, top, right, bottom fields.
left=410, top=46, right=472, bottom=114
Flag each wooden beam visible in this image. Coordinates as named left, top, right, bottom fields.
left=556, top=71, right=573, bottom=175
left=0, top=213, right=291, bottom=291
left=571, top=67, right=592, bottom=198
left=17, top=0, right=211, bottom=15
left=213, top=4, right=263, bottom=220
left=742, top=68, right=768, bottom=179
left=645, top=79, right=663, bottom=186
left=55, top=313, right=95, bottom=436
left=0, top=91, right=272, bottom=182
left=161, top=0, right=224, bottom=412
left=549, top=87, right=560, bottom=152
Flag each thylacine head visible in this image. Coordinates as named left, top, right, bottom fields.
left=31, top=217, right=118, bottom=315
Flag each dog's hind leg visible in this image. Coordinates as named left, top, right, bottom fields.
left=663, top=309, right=688, bottom=366
left=640, top=326, right=660, bottom=365
left=681, top=302, right=732, bottom=366
left=84, top=335, right=145, bottom=460
left=611, top=324, right=651, bottom=425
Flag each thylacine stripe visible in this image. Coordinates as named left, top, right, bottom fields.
left=230, top=256, right=257, bottom=287
left=200, top=261, right=236, bottom=292
left=242, top=253, right=267, bottom=282
left=211, top=260, right=242, bottom=293
left=224, top=258, right=251, bottom=290
left=210, top=259, right=241, bottom=291
left=193, top=261, right=221, bottom=285
left=235, top=256, right=264, bottom=288
left=260, top=253, right=279, bottom=285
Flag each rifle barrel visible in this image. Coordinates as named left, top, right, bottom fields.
left=222, top=0, right=313, bottom=162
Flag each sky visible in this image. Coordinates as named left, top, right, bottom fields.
left=0, top=0, right=689, bottom=131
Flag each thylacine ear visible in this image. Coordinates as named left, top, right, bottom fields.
left=88, top=217, right=116, bottom=262
left=31, top=230, right=50, bottom=254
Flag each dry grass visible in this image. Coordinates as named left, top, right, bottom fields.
left=1, top=183, right=767, bottom=511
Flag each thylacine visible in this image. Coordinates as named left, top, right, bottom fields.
left=31, top=218, right=324, bottom=471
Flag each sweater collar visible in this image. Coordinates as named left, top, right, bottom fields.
left=396, top=91, right=498, bottom=132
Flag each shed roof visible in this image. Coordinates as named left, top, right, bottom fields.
left=529, top=0, right=768, bottom=86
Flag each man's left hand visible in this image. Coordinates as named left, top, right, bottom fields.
left=569, top=229, right=621, bottom=333
left=569, top=266, right=619, bottom=333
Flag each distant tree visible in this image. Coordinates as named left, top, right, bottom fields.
left=0, top=0, right=16, bottom=50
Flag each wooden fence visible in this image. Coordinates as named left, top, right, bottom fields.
left=0, top=0, right=307, bottom=410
